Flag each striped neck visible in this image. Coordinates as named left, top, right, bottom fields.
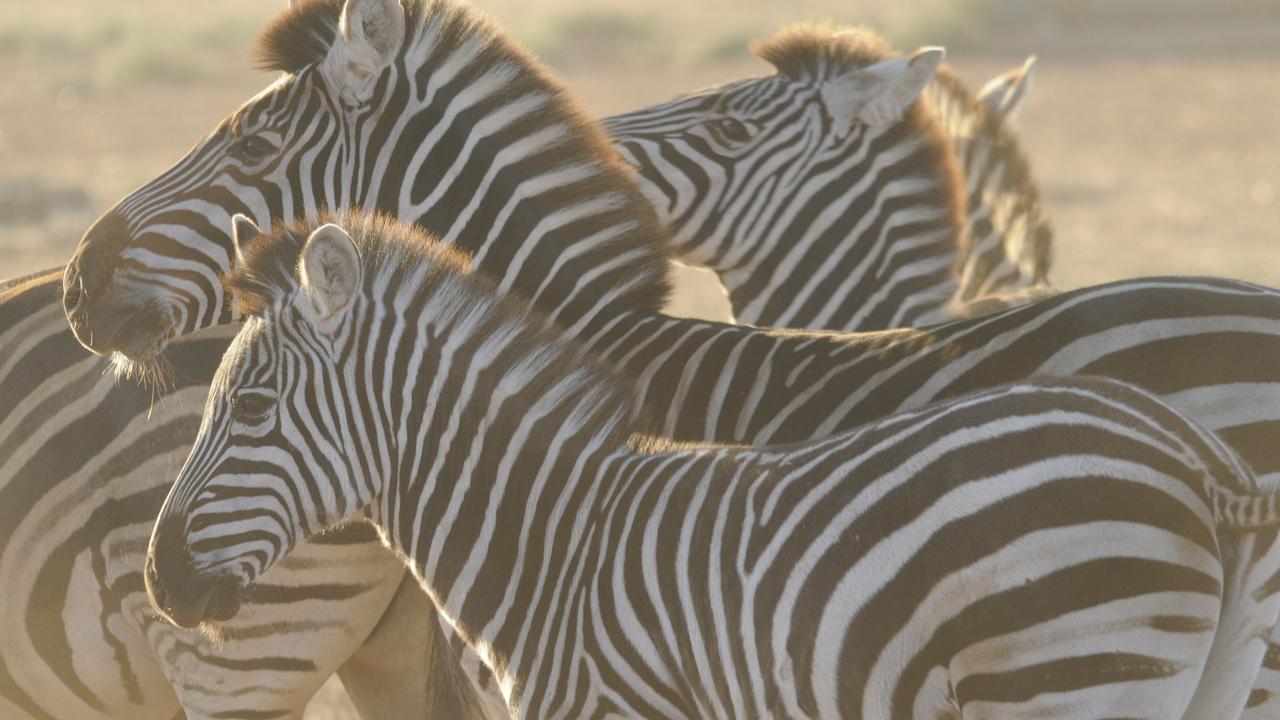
left=341, top=254, right=639, bottom=680
left=606, top=47, right=966, bottom=331
left=357, top=0, right=672, bottom=336
left=715, top=110, right=965, bottom=330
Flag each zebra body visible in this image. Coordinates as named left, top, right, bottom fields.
left=0, top=275, right=407, bottom=720
left=147, top=216, right=1280, bottom=719
left=48, top=0, right=1280, bottom=716
left=7, top=2, right=1010, bottom=715
left=606, top=29, right=1052, bottom=332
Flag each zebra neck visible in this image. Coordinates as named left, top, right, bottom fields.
left=364, top=278, right=638, bottom=683
left=714, top=120, right=965, bottom=330
left=360, top=1, right=671, bottom=339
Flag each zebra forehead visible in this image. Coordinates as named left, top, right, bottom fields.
left=752, top=22, right=894, bottom=83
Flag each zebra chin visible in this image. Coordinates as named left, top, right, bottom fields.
left=146, top=519, right=246, bottom=630
left=66, top=294, right=178, bottom=362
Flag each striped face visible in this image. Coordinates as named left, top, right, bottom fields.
left=606, top=75, right=814, bottom=270
left=145, top=298, right=368, bottom=629
left=62, top=0, right=414, bottom=363
left=606, top=46, right=945, bottom=276
left=62, top=68, right=356, bottom=360
left=63, top=0, right=670, bottom=371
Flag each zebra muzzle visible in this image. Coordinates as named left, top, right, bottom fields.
left=146, top=518, right=244, bottom=629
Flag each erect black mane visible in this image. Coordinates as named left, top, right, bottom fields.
left=752, top=23, right=893, bottom=83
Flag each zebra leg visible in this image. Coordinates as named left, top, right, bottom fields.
left=337, top=572, right=494, bottom=720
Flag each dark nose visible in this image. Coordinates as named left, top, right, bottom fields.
left=146, top=515, right=206, bottom=629
left=63, top=211, right=130, bottom=341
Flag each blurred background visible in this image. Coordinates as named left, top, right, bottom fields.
left=0, top=0, right=1277, bottom=715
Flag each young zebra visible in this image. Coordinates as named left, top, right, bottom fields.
left=146, top=214, right=1279, bottom=719
left=605, top=26, right=1052, bottom=331
left=49, top=0, right=1280, bottom=715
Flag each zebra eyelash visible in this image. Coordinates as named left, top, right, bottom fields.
left=230, top=389, right=278, bottom=426
left=229, top=135, right=280, bottom=165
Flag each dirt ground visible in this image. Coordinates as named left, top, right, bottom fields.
left=0, top=1, right=1277, bottom=717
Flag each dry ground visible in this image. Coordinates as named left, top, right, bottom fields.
left=0, top=1, right=1277, bottom=717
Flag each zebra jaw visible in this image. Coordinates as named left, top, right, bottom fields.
left=146, top=519, right=245, bottom=629
left=149, top=569, right=244, bottom=630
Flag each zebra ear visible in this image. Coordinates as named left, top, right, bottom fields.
left=822, top=47, right=945, bottom=132
left=323, top=0, right=405, bottom=102
left=977, top=55, right=1035, bottom=121
left=231, top=214, right=263, bottom=268
left=298, top=224, right=362, bottom=331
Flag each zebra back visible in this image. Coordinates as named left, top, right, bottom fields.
left=150, top=217, right=1274, bottom=718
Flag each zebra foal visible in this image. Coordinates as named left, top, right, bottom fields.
left=146, top=214, right=1280, bottom=719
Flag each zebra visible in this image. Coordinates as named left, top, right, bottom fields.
left=49, top=0, right=1280, bottom=715
left=0, top=274, right=412, bottom=720
left=605, top=26, right=1053, bottom=331
left=8, top=2, right=1007, bottom=716
left=926, top=56, right=1053, bottom=312
left=146, top=213, right=1280, bottom=719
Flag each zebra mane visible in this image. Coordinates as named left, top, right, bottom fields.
left=928, top=65, right=1053, bottom=284
left=753, top=24, right=968, bottom=283
left=255, top=0, right=344, bottom=73
left=228, top=209, right=469, bottom=317
left=252, top=0, right=673, bottom=316
left=227, top=211, right=644, bottom=440
left=752, top=23, right=895, bottom=83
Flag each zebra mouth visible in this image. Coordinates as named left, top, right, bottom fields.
left=66, top=290, right=176, bottom=361
left=106, top=304, right=177, bottom=361
left=157, top=573, right=245, bottom=629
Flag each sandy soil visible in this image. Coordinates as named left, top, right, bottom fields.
left=0, top=2, right=1276, bottom=717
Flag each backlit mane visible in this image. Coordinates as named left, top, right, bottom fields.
left=752, top=23, right=894, bottom=83
left=228, top=210, right=471, bottom=318
left=753, top=24, right=967, bottom=273
left=227, top=210, right=644, bottom=444
left=255, top=0, right=344, bottom=73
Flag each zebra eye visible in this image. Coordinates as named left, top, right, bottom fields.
left=712, top=117, right=753, bottom=143
left=229, top=135, right=278, bottom=164
left=231, top=391, right=276, bottom=425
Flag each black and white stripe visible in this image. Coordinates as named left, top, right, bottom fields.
left=926, top=57, right=1053, bottom=309
left=0, top=274, right=407, bottom=720
left=605, top=28, right=1051, bottom=331
left=149, top=216, right=1280, bottom=719
left=35, top=0, right=1280, bottom=716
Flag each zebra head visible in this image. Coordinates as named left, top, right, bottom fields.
left=63, top=0, right=408, bottom=362
left=604, top=26, right=948, bottom=275
left=145, top=215, right=396, bottom=629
